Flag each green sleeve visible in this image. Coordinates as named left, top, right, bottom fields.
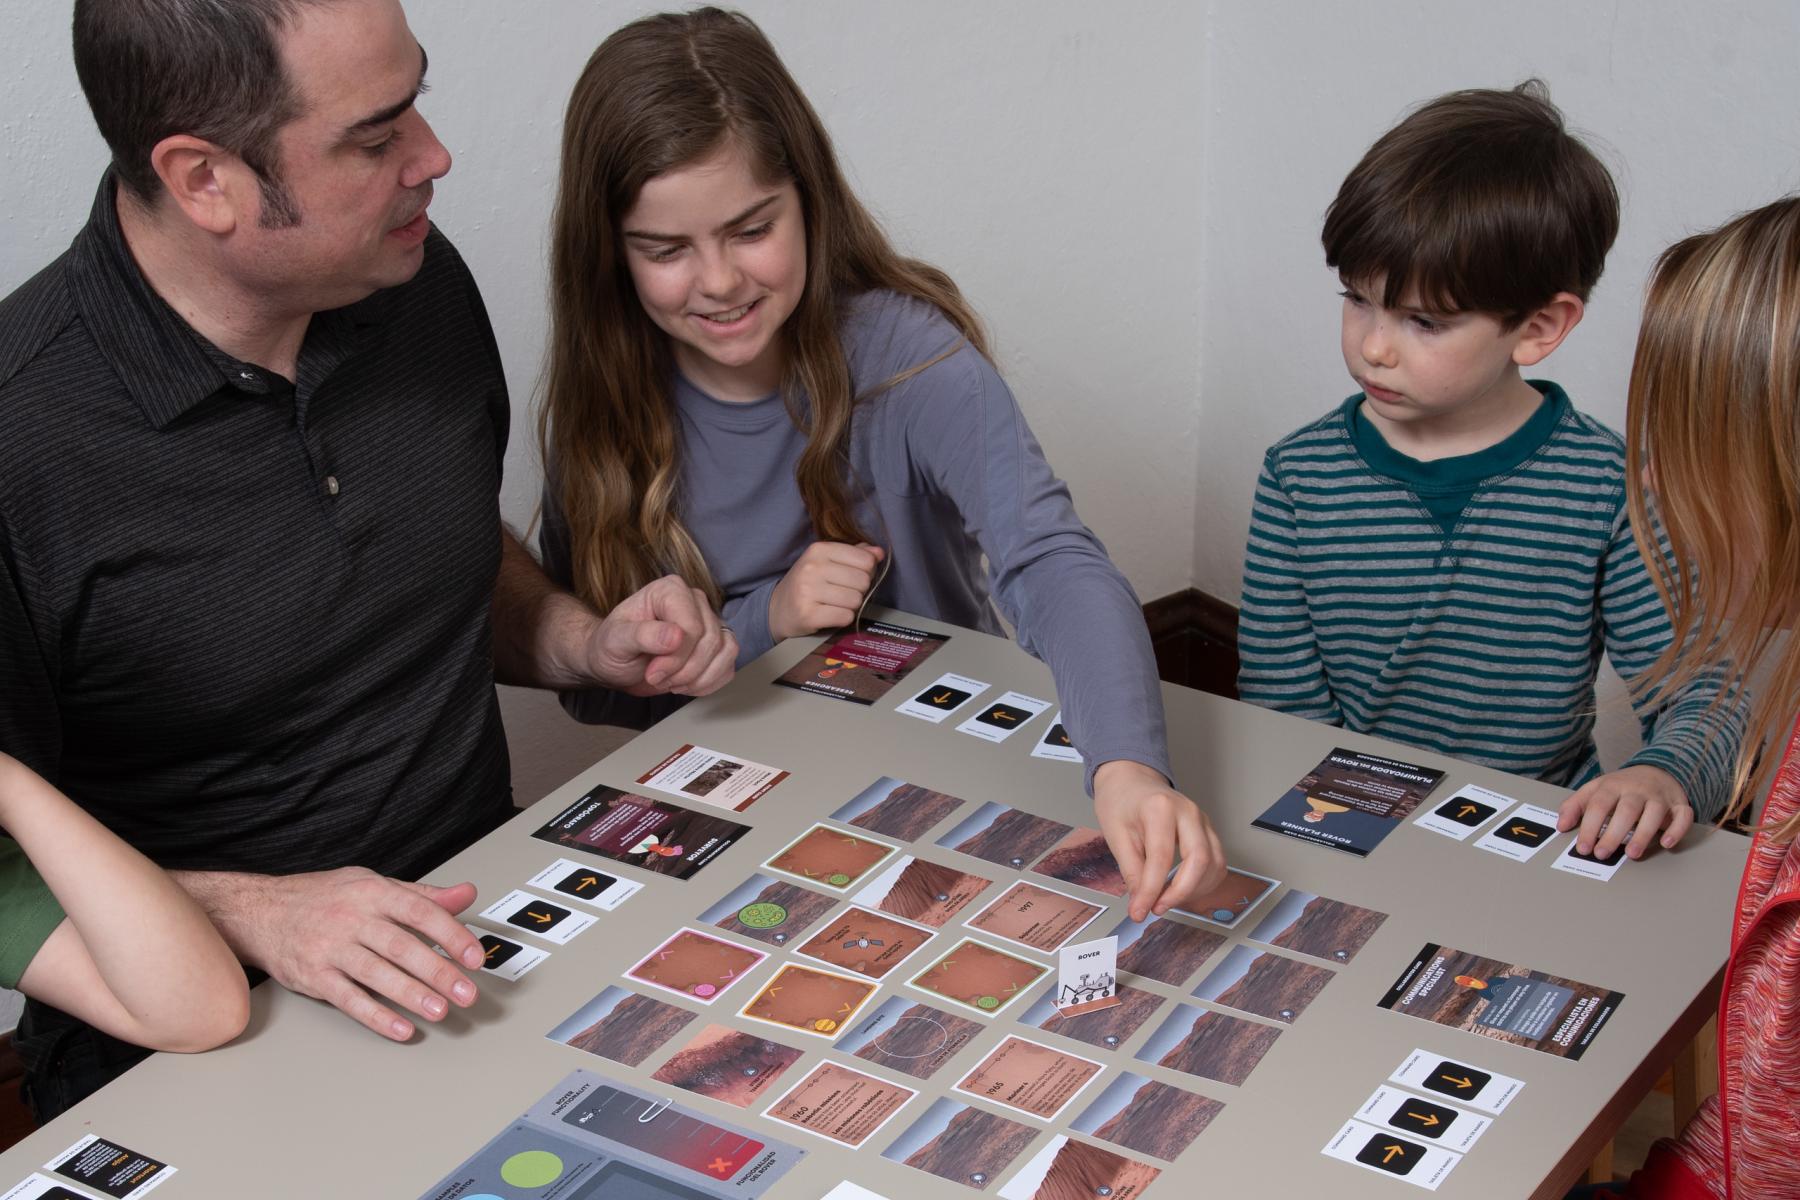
left=0, top=837, right=66, bottom=989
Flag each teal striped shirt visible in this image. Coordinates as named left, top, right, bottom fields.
left=1237, top=383, right=1743, bottom=820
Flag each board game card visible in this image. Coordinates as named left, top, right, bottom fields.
left=966, top=880, right=1103, bottom=954
left=530, top=785, right=748, bottom=880
left=1111, top=914, right=1227, bottom=985
left=2, top=1173, right=99, bottom=1200
left=895, top=671, right=990, bottom=723
left=463, top=925, right=549, bottom=981
left=831, top=776, right=968, bottom=842
left=46, top=1136, right=174, bottom=1199
left=822, top=1187, right=893, bottom=1200
left=794, top=904, right=935, bottom=979
left=1170, top=866, right=1281, bottom=928
left=1355, top=1084, right=1493, bottom=1154
left=1253, top=747, right=1446, bottom=857
left=651, top=1024, right=804, bottom=1107
left=1321, top=1119, right=1462, bottom=1191
left=765, top=823, right=897, bottom=890
left=1389, top=1046, right=1524, bottom=1114
left=1071, top=1073, right=1224, bottom=1162
left=1135, top=1003, right=1283, bottom=1086
left=998, top=1135, right=1161, bottom=1200
left=739, top=962, right=879, bottom=1039
left=701, top=874, right=838, bottom=946
left=1024, top=983, right=1162, bottom=1051
left=881, top=1098, right=1036, bottom=1191
left=908, top=937, right=1049, bottom=1017
left=954, top=1035, right=1103, bottom=1121
left=936, top=801, right=1074, bottom=869
left=547, top=985, right=696, bottom=1068
left=1029, top=716, right=1083, bottom=763
left=762, top=1061, right=918, bottom=1146
left=955, top=690, right=1052, bottom=743
left=1053, top=935, right=1120, bottom=1015
left=1029, top=826, right=1127, bottom=896
left=626, top=927, right=767, bottom=1004
left=1473, top=802, right=1561, bottom=862
left=851, top=854, right=992, bottom=926
left=1247, top=889, right=1388, bottom=964
left=1552, top=837, right=1630, bottom=881
left=637, top=743, right=789, bottom=813
left=1413, top=783, right=1516, bottom=841
left=1379, top=942, right=1624, bottom=1059
left=837, top=997, right=984, bottom=1080
left=524, top=858, right=643, bottom=911
left=1193, top=945, right=1335, bottom=1023
left=774, top=621, right=949, bottom=705
left=478, top=888, right=597, bottom=945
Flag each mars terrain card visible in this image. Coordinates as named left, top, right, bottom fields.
left=1194, top=945, right=1335, bottom=1024
left=1135, top=1003, right=1284, bottom=1086
left=831, top=776, right=968, bottom=842
left=762, top=1061, right=917, bottom=1147
left=1023, top=983, right=1162, bottom=1051
left=955, top=690, right=1052, bottom=743
left=1322, top=1118, right=1462, bottom=1191
left=1030, top=717, right=1083, bottom=763
left=1170, top=866, right=1281, bottom=928
left=650, top=1024, right=803, bottom=1108
left=936, top=801, right=1074, bottom=870
left=998, top=1136, right=1160, bottom=1200
left=851, top=854, right=991, bottom=927
left=530, top=785, right=747, bottom=880
left=1247, top=890, right=1388, bottom=964
left=1355, top=1084, right=1493, bottom=1154
left=1110, top=914, right=1227, bottom=985
left=794, top=905, right=935, bottom=979
left=1414, top=784, right=1516, bottom=841
left=463, top=925, right=549, bottom=981
left=524, top=858, right=642, bottom=912
left=954, top=1035, right=1103, bottom=1121
left=637, top=743, right=789, bottom=813
left=1253, top=747, right=1445, bottom=857
left=626, top=927, right=767, bottom=1005
left=1389, top=1046, right=1524, bottom=1114
left=1029, top=826, right=1127, bottom=896
left=478, top=889, right=596, bottom=945
left=837, top=997, right=983, bottom=1080
left=881, top=1098, right=1036, bottom=1191
left=1071, top=1073, right=1223, bottom=1161
left=774, top=621, right=949, bottom=706
left=908, top=937, right=1049, bottom=1017
left=701, top=874, right=837, bottom=947
left=547, top=985, right=696, bottom=1068
left=966, top=880, right=1103, bottom=954
left=739, top=962, right=879, bottom=1039
left=1378, top=942, right=1624, bottom=1059
left=895, top=671, right=990, bottom=723
left=765, top=824, right=897, bottom=891
left=1472, top=802, right=1561, bottom=862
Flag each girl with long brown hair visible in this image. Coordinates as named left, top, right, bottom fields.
left=538, top=7, right=1223, bottom=919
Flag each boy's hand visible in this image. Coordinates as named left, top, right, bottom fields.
left=1093, top=760, right=1227, bottom=922
left=1556, top=764, right=1695, bottom=860
left=768, top=542, right=884, bottom=641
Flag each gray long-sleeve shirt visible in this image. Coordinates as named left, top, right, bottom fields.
left=540, top=290, right=1169, bottom=790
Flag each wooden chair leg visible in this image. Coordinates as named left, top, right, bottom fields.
left=1586, top=1140, right=1615, bottom=1184
left=1672, top=1016, right=1719, bottom=1134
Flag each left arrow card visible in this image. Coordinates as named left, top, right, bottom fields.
left=479, top=889, right=597, bottom=945
left=525, top=858, right=643, bottom=911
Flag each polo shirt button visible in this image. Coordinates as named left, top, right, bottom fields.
left=324, top=475, right=340, bottom=496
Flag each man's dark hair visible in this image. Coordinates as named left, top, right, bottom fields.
left=72, top=0, right=329, bottom=225
left=1322, top=80, right=1620, bottom=328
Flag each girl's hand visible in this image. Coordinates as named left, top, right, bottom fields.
left=768, top=542, right=884, bottom=641
left=1556, top=763, right=1695, bottom=859
left=1093, top=760, right=1228, bottom=922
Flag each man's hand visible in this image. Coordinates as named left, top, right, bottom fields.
left=582, top=575, right=736, bottom=697
left=1556, top=763, right=1695, bottom=860
left=1093, top=760, right=1227, bottom=922
left=768, top=542, right=884, bottom=642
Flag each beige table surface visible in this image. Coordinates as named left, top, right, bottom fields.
left=0, top=610, right=1746, bottom=1199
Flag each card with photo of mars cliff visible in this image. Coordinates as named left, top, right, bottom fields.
left=700, top=874, right=837, bottom=947
left=1072, top=1072, right=1224, bottom=1162
left=1020, top=983, right=1164, bottom=1052
left=649, top=1024, right=803, bottom=1108
left=1029, top=826, right=1127, bottom=896
left=739, top=962, right=879, bottom=1039
left=765, top=824, right=896, bottom=891
left=1378, top=943, right=1624, bottom=1060
left=837, top=997, right=983, bottom=1080
left=530, top=785, right=747, bottom=880
left=997, top=1135, right=1161, bottom=1200
left=545, top=985, right=697, bottom=1068
left=773, top=621, right=948, bottom=705
left=762, top=1061, right=917, bottom=1147
left=831, top=776, right=968, bottom=842
left=908, top=937, right=1048, bottom=1017
left=1193, top=945, right=1335, bottom=1024
left=795, top=905, right=935, bottom=979
left=1135, top=1002, right=1284, bottom=1086
left=626, top=927, right=767, bottom=1005
left=881, top=1098, right=1037, bottom=1192
left=954, top=1035, right=1104, bottom=1122
left=1247, top=889, right=1389, bottom=964
left=937, top=801, right=1075, bottom=870
left=1110, top=915, right=1227, bottom=986
left=852, top=855, right=991, bottom=927
left=1253, top=747, right=1445, bottom=857
left=966, top=880, right=1103, bottom=954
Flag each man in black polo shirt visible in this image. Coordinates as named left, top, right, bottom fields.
left=0, top=0, right=737, bottom=1118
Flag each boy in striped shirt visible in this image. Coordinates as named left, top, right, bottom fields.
left=1237, top=81, right=1743, bottom=858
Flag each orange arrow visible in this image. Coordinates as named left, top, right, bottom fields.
left=992, top=710, right=1016, bottom=722
left=484, top=945, right=502, bottom=961
left=1457, top=804, right=1477, bottom=818
left=1510, top=824, right=1538, bottom=838
left=1407, top=1112, right=1440, bottom=1127
left=527, top=910, right=553, bottom=924
left=1382, top=1145, right=1405, bottom=1163
left=1439, top=1074, right=1473, bottom=1089
left=934, top=692, right=952, bottom=703
left=576, top=875, right=599, bottom=891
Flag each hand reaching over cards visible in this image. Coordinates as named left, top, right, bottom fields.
left=769, top=542, right=885, bottom=641
left=1555, top=762, right=1695, bottom=860
left=1093, top=760, right=1227, bottom=921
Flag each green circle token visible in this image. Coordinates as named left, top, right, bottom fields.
left=976, top=995, right=1001, bottom=1010
left=737, top=902, right=787, bottom=929
left=827, top=872, right=852, bottom=886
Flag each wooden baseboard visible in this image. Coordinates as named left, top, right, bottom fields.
left=1143, top=587, right=1240, bottom=698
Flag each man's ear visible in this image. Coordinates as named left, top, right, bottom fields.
left=1512, top=292, right=1586, bottom=367
left=146, top=135, right=246, bottom=236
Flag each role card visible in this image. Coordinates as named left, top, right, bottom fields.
left=1252, top=747, right=1446, bottom=857
left=3, top=1174, right=99, bottom=1200
left=1389, top=1046, right=1524, bottom=1115
left=837, top=997, right=984, bottom=1080
left=1029, top=826, right=1127, bottom=897
left=765, top=824, right=897, bottom=891
left=1413, top=784, right=1516, bottom=841
left=881, top=1098, right=1037, bottom=1192
left=774, top=621, right=949, bottom=706
left=1552, top=837, right=1630, bottom=881
left=45, top=1137, right=174, bottom=1200
left=1071, top=1073, right=1224, bottom=1162
left=1030, top=716, right=1083, bottom=763
left=1134, top=1003, right=1284, bottom=1087
left=795, top=905, right=935, bottom=979
left=851, top=854, right=992, bottom=927
left=954, top=1035, right=1104, bottom=1121
left=1378, top=942, right=1625, bottom=1059
left=1052, top=936, right=1121, bottom=1017
left=524, top=858, right=643, bottom=911
left=831, top=776, right=968, bottom=842
left=650, top=1024, right=804, bottom=1108
left=547, top=985, right=696, bottom=1068
left=701, top=874, right=838, bottom=947
left=955, top=690, right=1053, bottom=743
left=1110, top=914, right=1227, bottom=986
left=1170, top=866, right=1281, bottom=929
left=965, top=880, right=1104, bottom=954
left=1473, top=802, right=1562, bottom=862
left=1321, top=1119, right=1462, bottom=1191
left=997, top=1136, right=1161, bottom=1200
left=762, top=1061, right=918, bottom=1147
left=530, top=785, right=747, bottom=880
left=908, top=937, right=1050, bottom=1018
left=739, top=962, right=880, bottom=1039
left=1023, top=984, right=1162, bottom=1051
left=1355, top=1084, right=1493, bottom=1154
left=936, top=801, right=1075, bottom=870
left=1247, top=890, right=1389, bottom=965
left=895, top=671, right=991, bottom=723
left=464, top=925, right=550, bottom=981
left=478, top=889, right=597, bottom=945
left=626, top=927, right=767, bottom=1005
left=637, top=743, right=790, bottom=813
left=1193, top=945, right=1335, bottom=1024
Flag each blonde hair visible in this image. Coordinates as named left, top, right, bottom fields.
left=1626, top=196, right=1800, bottom=840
